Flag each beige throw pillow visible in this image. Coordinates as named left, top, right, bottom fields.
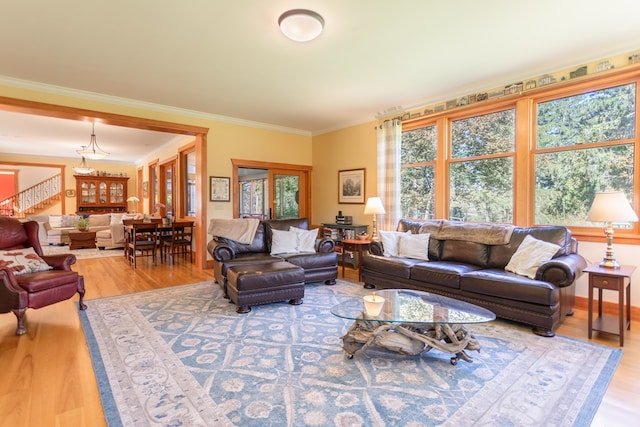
left=379, top=230, right=411, bottom=257
left=505, top=235, right=560, bottom=279
left=398, top=233, right=430, bottom=261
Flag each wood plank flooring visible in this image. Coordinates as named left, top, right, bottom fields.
left=0, top=255, right=638, bottom=426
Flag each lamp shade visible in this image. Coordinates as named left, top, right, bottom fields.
left=278, top=9, right=324, bottom=42
left=364, top=197, right=386, bottom=215
left=587, top=191, right=638, bottom=223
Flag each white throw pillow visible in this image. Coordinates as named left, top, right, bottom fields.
left=505, top=235, right=560, bottom=279
left=48, top=215, right=63, bottom=228
left=398, top=233, right=430, bottom=261
left=110, top=213, right=125, bottom=225
left=271, top=229, right=299, bottom=255
left=379, top=230, right=411, bottom=257
left=0, top=247, right=52, bottom=276
left=289, top=226, right=318, bottom=253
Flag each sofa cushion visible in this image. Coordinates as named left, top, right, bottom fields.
left=460, top=269, right=559, bottom=306
left=488, top=226, right=569, bottom=267
left=88, top=214, right=111, bottom=227
left=410, top=261, right=481, bottom=289
left=441, top=240, right=489, bottom=267
left=398, top=233, right=430, bottom=260
left=280, top=251, right=337, bottom=270
left=505, top=235, right=560, bottom=279
left=48, top=215, right=63, bottom=228
left=361, top=254, right=421, bottom=279
left=63, top=215, right=82, bottom=227
left=0, top=247, right=52, bottom=276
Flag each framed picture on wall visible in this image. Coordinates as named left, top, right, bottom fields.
left=338, top=168, right=365, bottom=204
left=210, top=176, right=230, bottom=202
left=142, top=181, right=148, bottom=198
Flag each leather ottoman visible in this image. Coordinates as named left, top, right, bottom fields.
left=226, top=261, right=305, bottom=313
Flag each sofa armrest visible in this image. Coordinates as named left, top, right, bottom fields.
left=315, top=237, right=335, bottom=253
left=207, top=240, right=236, bottom=262
left=41, top=254, right=77, bottom=271
left=368, top=241, right=384, bottom=256
left=536, top=253, right=587, bottom=287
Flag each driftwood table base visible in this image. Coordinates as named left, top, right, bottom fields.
left=341, top=319, right=481, bottom=365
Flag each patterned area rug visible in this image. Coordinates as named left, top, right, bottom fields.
left=80, top=280, right=621, bottom=427
left=42, top=245, right=123, bottom=259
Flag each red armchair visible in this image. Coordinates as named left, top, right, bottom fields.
left=0, top=217, right=86, bottom=335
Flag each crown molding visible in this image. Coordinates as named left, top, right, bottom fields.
left=0, top=75, right=312, bottom=137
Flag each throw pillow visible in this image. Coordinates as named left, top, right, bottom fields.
left=398, top=233, right=430, bottom=261
left=89, top=213, right=111, bottom=227
left=0, top=247, right=53, bottom=276
left=271, top=229, right=299, bottom=255
left=62, top=214, right=82, bottom=227
left=48, top=215, right=63, bottom=228
left=289, top=226, right=318, bottom=253
left=110, top=213, right=125, bottom=225
left=379, top=230, right=411, bottom=257
left=505, top=235, right=560, bottom=279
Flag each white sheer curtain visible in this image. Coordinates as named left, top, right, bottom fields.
left=376, top=118, right=402, bottom=232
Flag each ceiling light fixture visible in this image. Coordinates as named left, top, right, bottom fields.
left=278, top=9, right=324, bottom=42
left=77, top=123, right=109, bottom=159
left=73, top=156, right=95, bottom=175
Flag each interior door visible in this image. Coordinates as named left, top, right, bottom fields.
left=268, top=169, right=306, bottom=220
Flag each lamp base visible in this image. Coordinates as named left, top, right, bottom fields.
left=599, top=258, right=620, bottom=269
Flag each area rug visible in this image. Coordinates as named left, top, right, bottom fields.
left=42, top=245, right=123, bottom=259
left=79, top=280, right=621, bottom=427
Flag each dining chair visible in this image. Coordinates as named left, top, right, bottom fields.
left=123, top=219, right=145, bottom=260
left=126, top=222, right=159, bottom=267
left=161, top=221, right=194, bottom=263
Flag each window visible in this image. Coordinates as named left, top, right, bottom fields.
left=398, top=66, right=640, bottom=240
left=182, top=149, right=196, bottom=218
left=534, top=83, right=636, bottom=226
left=449, top=109, right=515, bottom=222
left=401, top=125, right=436, bottom=219
left=240, top=178, right=267, bottom=219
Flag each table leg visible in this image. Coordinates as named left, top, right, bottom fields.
left=588, top=280, right=593, bottom=339
left=341, top=244, right=346, bottom=278
left=619, top=281, right=625, bottom=346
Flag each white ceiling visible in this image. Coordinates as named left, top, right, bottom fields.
left=1, top=0, right=640, bottom=163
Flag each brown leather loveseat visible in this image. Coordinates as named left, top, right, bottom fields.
left=207, top=218, right=338, bottom=295
left=361, top=219, right=587, bottom=337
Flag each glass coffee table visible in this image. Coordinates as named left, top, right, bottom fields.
left=331, top=289, right=495, bottom=365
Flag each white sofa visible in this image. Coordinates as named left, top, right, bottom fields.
left=27, top=213, right=143, bottom=248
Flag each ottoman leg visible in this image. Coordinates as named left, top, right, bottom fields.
left=289, top=298, right=303, bottom=305
left=236, top=304, right=251, bottom=314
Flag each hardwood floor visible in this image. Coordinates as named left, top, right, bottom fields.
left=0, top=256, right=638, bottom=426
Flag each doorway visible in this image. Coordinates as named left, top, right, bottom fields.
left=232, top=159, right=312, bottom=222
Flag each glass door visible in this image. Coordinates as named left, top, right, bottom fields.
left=268, top=169, right=306, bottom=220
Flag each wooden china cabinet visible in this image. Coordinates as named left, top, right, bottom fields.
left=74, top=175, right=129, bottom=214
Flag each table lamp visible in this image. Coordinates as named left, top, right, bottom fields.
left=364, top=197, right=385, bottom=241
left=127, top=196, right=140, bottom=213
left=586, top=191, right=638, bottom=268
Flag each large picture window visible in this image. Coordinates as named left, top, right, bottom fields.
left=534, top=83, right=636, bottom=226
left=401, top=125, right=436, bottom=219
left=399, top=68, right=640, bottom=240
left=449, top=109, right=515, bottom=223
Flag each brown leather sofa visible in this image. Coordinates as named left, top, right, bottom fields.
left=207, top=218, right=338, bottom=295
left=361, top=219, right=587, bottom=337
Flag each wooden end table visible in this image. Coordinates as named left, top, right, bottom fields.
left=585, top=264, right=635, bottom=346
left=340, top=239, right=371, bottom=282
left=68, top=231, right=97, bottom=250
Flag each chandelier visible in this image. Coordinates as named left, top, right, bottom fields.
left=73, top=156, right=95, bottom=175
left=77, top=123, right=109, bottom=159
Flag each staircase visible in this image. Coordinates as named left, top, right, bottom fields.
left=0, top=174, right=62, bottom=219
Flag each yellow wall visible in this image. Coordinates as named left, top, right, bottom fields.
left=311, top=121, right=377, bottom=230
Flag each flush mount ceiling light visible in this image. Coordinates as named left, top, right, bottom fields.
left=278, top=9, right=324, bottom=42
left=77, top=123, right=109, bottom=160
